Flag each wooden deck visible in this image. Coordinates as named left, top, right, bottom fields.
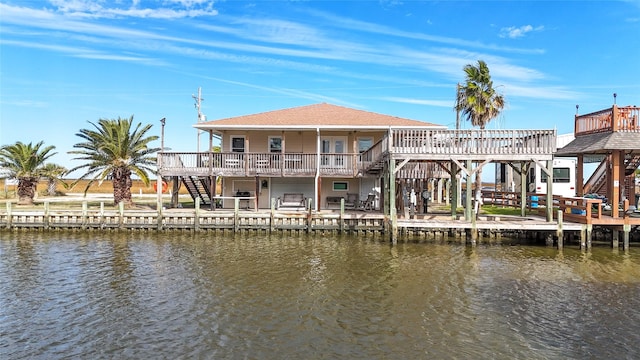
left=159, top=128, right=557, bottom=178
left=575, top=105, right=640, bottom=136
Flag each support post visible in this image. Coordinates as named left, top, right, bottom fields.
left=270, top=198, right=276, bottom=233
left=471, top=216, right=477, bottom=245
left=82, top=201, right=88, bottom=229
left=521, top=162, right=527, bottom=217
left=546, top=160, right=553, bottom=222
left=612, top=150, right=622, bottom=218
left=234, top=197, right=240, bottom=232
left=194, top=197, right=200, bottom=231
left=44, top=201, right=50, bottom=229
left=340, top=198, right=345, bottom=233
left=170, top=176, right=179, bottom=208
left=465, top=159, right=472, bottom=221
left=6, top=202, right=12, bottom=229
left=390, top=158, right=397, bottom=244
left=306, top=198, right=312, bottom=233
left=451, top=162, right=458, bottom=219
left=557, top=210, right=563, bottom=249
left=612, top=228, right=620, bottom=249
left=214, top=175, right=216, bottom=211
left=623, top=224, right=631, bottom=251
left=118, top=202, right=124, bottom=229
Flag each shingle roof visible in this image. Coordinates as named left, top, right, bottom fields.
left=556, top=132, right=640, bottom=156
left=195, top=103, right=444, bottom=130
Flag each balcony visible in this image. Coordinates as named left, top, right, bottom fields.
left=575, top=105, right=640, bottom=136
left=159, top=152, right=362, bottom=177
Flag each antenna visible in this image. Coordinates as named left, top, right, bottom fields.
left=192, top=87, right=205, bottom=152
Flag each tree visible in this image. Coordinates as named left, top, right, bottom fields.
left=454, top=60, right=505, bottom=214
left=68, top=116, right=160, bottom=206
left=0, top=141, right=57, bottom=205
left=40, top=163, right=68, bottom=196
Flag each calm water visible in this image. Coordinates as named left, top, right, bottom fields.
left=1, top=231, right=639, bottom=360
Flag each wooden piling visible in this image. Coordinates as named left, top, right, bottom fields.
left=557, top=210, right=563, bottom=249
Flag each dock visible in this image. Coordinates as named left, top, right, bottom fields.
left=0, top=197, right=625, bottom=251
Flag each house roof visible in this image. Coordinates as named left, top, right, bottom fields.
left=556, top=131, right=640, bottom=156
left=194, top=103, right=445, bottom=131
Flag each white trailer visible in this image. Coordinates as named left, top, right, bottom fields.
left=527, top=158, right=577, bottom=197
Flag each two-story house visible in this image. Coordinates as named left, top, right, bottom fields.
left=160, top=103, right=446, bottom=210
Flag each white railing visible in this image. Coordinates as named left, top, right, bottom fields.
left=390, top=129, right=556, bottom=155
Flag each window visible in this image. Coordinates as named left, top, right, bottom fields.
left=231, top=137, right=245, bottom=152
left=269, top=137, right=282, bottom=153
left=541, top=168, right=571, bottom=183
left=358, top=137, right=373, bottom=153
left=333, top=181, right=349, bottom=191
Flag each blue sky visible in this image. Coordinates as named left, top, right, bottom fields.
left=1, top=0, right=639, bottom=171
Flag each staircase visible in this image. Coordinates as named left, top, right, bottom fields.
left=182, top=176, right=213, bottom=205
left=583, top=154, right=640, bottom=200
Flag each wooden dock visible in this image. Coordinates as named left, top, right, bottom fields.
left=0, top=198, right=623, bottom=250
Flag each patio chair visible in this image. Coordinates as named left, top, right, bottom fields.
left=359, top=194, right=376, bottom=211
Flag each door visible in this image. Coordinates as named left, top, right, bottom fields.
left=321, top=136, right=346, bottom=168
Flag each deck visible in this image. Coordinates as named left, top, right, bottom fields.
left=159, top=128, right=557, bottom=178
left=575, top=105, right=640, bottom=136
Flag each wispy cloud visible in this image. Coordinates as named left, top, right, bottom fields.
left=499, top=25, right=544, bottom=39
left=191, top=75, right=364, bottom=108
left=0, top=2, right=575, bottom=103
left=378, top=97, right=453, bottom=108
left=302, top=8, right=546, bottom=55
left=0, top=39, right=167, bottom=66
left=503, top=84, right=580, bottom=100
left=46, top=0, right=218, bottom=19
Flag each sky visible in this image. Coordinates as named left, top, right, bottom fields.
left=1, top=0, right=639, bottom=173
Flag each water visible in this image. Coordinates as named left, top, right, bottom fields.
left=1, top=231, right=639, bottom=359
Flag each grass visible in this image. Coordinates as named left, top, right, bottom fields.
left=481, top=205, right=527, bottom=216
left=0, top=178, right=193, bottom=209
left=1, top=178, right=180, bottom=195
left=428, top=203, right=528, bottom=217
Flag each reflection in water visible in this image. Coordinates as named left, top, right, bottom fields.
left=1, top=232, right=640, bottom=359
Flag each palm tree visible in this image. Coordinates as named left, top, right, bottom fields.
left=68, top=116, right=159, bottom=206
left=0, top=141, right=57, bottom=205
left=40, top=163, right=68, bottom=196
left=454, top=60, right=505, bottom=214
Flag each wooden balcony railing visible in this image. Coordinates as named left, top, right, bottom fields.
left=575, top=105, right=640, bottom=136
left=159, top=152, right=361, bottom=177
left=390, top=129, right=556, bottom=156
